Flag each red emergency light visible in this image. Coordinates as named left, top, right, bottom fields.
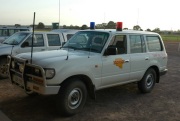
left=116, top=22, right=123, bottom=31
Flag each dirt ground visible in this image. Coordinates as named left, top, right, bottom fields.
left=0, top=42, right=180, bottom=121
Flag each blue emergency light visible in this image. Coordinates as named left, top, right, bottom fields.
left=90, top=22, right=95, bottom=29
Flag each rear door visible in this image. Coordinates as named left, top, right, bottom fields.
left=129, top=34, right=149, bottom=81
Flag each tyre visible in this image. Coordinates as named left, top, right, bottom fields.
left=138, top=68, right=156, bottom=93
left=25, top=90, right=38, bottom=96
left=57, top=78, right=87, bottom=116
left=0, top=57, right=8, bottom=79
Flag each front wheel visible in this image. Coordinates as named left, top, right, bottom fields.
left=138, top=68, right=157, bottom=93
left=57, top=78, right=87, bottom=116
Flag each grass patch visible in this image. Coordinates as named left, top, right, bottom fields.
left=161, top=35, right=180, bottom=42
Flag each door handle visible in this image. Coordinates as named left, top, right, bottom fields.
left=124, top=60, right=129, bottom=63
left=41, top=49, right=45, bottom=51
left=145, top=57, right=149, bottom=60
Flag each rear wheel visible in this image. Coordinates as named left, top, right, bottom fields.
left=57, top=78, right=87, bottom=116
left=138, top=68, right=156, bottom=93
left=0, top=57, right=8, bottom=79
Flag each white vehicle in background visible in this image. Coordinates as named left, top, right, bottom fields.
left=0, top=26, right=32, bottom=43
left=8, top=22, right=168, bottom=116
left=51, top=29, right=79, bottom=41
left=0, top=29, right=78, bottom=78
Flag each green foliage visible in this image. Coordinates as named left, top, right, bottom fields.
left=152, top=28, right=160, bottom=32
left=133, top=25, right=141, bottom=30
left=161, top=34, right=180, bottom=41
left=37, top=22, right=45, bottom=29
left=146, top=28, right=151, bottom=31
left=106, top=21, right=116, bottom=29
left=81, top=25, right=88, bottom=30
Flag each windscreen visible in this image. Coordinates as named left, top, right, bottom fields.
left=63, top=31, right=109, bottom=53
left=2, top=32, right=30, bottom=45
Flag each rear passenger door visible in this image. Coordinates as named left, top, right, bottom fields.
left=129, top=35, right=149, bottom=81
left=19, top=34, right=46, bottom=53
left=47, top=34, right=62, bottom=50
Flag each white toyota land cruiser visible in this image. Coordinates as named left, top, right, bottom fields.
left=8, top=24, right=168, bottom=116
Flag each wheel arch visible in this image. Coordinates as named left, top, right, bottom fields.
left=147, top=66, right=160, bottom=83
left=60, top=74, right=96, bottom=100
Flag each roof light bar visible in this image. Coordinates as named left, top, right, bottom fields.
left=116, top=22, right=123, bottom=31
left=90, top=22, right=95, bottom=30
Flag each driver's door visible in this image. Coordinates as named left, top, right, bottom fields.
left=101, top=35, right=131, bottom=87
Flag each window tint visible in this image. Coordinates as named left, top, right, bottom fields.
left=47, top=34, right=61, bottom=46
left=67, top=34, right=74, bottom=40
left=146, top=36, right=162, bottom=52
left=130, top=35, right=145, bottom=53
left=63, top=31, right=109, bottom=53
left=25, top=34, right=44, bottom=47
left=108, top=35, right=127, bottom=54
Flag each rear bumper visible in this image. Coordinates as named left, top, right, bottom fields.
left=160, top=69, right=168, bottom=76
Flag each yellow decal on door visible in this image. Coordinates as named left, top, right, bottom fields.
left=114, top=58, right=125, bottom=69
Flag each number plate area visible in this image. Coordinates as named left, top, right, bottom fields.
left=12, top=74, right=24, bottom=87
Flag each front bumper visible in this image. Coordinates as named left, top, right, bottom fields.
left=8, top=56, right=60, bottom=95
left=160, top=69, right=168, bottom=76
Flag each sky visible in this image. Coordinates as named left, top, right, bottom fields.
left=0, top=0, right=180, bottom=30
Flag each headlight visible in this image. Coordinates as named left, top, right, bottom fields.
left=45, top=68, right=55, bottom=79
left=19, top=64, right=24, bottom=72
left=11, top=61, right=15, bottom=69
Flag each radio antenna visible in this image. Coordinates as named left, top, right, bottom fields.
left=31, top=12, right=36, bottom=64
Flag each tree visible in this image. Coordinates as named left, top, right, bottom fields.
left=63, top=25, right=67, bottom=29
left=96, top=23, right=107, bottom=29
left=106, top=21, right=116, bottom=29
left=123, top=28, right=128, bottom=30
left=37, top=22, right=45, bottom=29
left=146, top=28, right=151, bottom=31
left=133, top=25, right=141, bottom=30
left=15, top=24, right=21, bottom=27
left=81, top=24, right=88, bottom=30
left=152, top=28, right=160, bottom=33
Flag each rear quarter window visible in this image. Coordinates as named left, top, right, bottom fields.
left=146, top=36, right=163, bottom=52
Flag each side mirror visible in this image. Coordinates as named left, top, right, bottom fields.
left=21, top=42, right=29, bottom=48
left=104, top=46, right=118, bottom=56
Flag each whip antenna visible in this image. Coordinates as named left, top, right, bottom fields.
left=31, top=12, right=36, bottom=64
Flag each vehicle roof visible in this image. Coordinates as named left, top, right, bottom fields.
left=81, top=29, right=159, bottom=35
left=15, top=31, right=70, bottom=34
left=51, top=29, right=79, bottom=33
left=0, top=26, right=32, bottom=30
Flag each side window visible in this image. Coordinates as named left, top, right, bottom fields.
left=130, top=35, right=145, bottom=53
left=9, top=29, right=15, bottom=36
left=47, top=34, right=61, bottom=46
left=2, top=29, right=8, bottom=36
left=24, top=34, right=44, bottom=47
left=146, top=36, right=162, bottom=52
left=67, top=34, right=74, bottom=40
left=108, top=35, right=127, bottom=54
